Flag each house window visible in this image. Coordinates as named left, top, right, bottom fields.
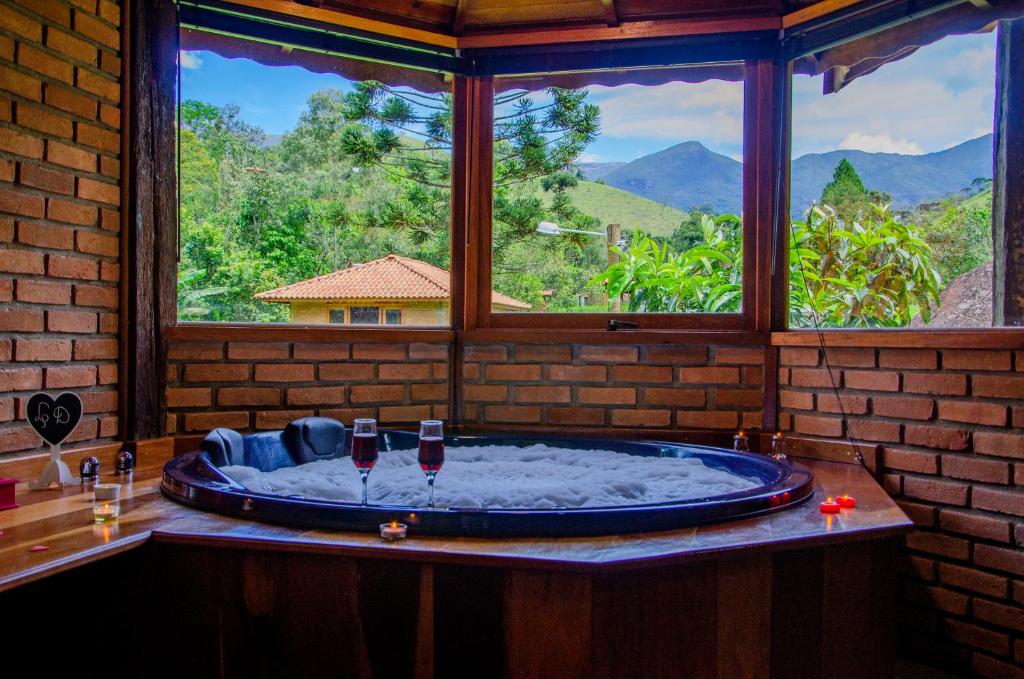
left=350, top=307, right=380, bottom=324
left=481, top=64, right=754, bottom=330
left=174, top=28, right=453, bottom=327
left=789, top=28, right=1004, bottom=328
left=385, top=309, right=402, bottom=325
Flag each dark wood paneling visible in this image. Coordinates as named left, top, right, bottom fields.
left=716, top=555, right=773, bottom=677
left=993, top=18, right=1024, bottom=326
left=123, top=0, right=178, bottom=442
left=592, top=561, right=719, bottom=679
left=504, top=570, right=592, bottom=679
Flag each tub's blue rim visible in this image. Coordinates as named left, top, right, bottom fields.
left=161, top=431, right=815, bottom=537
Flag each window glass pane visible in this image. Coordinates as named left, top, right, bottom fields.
left=176, top=35, right=452, bottom=326
left=329, top=309, right=346, bottom=324
left=790, top=31, right=998, bottom=328
left=490, top=68, right=745, bottom=315
left=350, top=307, right=380, bottom=324
left=385, top=309, right=402, bottom=324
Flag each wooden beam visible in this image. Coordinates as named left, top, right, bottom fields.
left=993, top=17, right=1024, bottom=325
left=457, top=16, right=780, bottom=49
left=122, top=0, right=178, bottom=442
left=781, top=0, right=869, bottom=28
left=452, top=0, right=468, bottom=35
left=599, top=0, right=619, bottom=27
left=218, top=0, right=458, bottom=48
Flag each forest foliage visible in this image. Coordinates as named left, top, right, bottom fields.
left=179, top=81, right=991, bottom=327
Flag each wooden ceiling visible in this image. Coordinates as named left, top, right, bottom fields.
left=285, top=0, right=834, bottom=36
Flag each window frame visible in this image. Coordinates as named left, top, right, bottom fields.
left=781, top=25, right=1008, bottom=333
left=465, top=62, right=770, bottom=334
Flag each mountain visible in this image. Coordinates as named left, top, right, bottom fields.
left=578, top=161, right=626, bottom=181
left=596, top=135, right=993, bottom=216
left=601, top=141, right=743, bottom=214
left=789, top=134, right=993, bottom=211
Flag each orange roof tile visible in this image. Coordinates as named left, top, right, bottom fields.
left=254, top=254, right=531, bottom=310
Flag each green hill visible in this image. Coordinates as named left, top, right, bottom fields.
left=534, top=180, right=688, bottom=237
left=961, top=188, right=992, bottom=211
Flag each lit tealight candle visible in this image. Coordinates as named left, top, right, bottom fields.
left=93, top=501, right=120, bottom=522
left=380, top=520, right=407, bottom=542
left=93, top=483, right=121, bottom=522
left=733, top=429, right=750, bottom=453
left=836, top=494, right=856, bottom=508
left=819, top=497, right=841, bottom=514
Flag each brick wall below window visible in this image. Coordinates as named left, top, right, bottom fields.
left=778, top=347, right=1024, bottom=675
left=164, top=341, right=449, bottom=435
left=461, top=343, right=764, bottom=431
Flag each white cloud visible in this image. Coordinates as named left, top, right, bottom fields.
left=577, top=152, right=602, bottom=163
left=791, top=33, right=996, bottom=157
left=591, top=80, right=744, bottom=146
left=839, top=133, right=924, bottom=155
left=179, top=51, right=203, bottom=70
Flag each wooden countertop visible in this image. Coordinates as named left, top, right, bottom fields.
left=0, top=454, right=911, bottom=590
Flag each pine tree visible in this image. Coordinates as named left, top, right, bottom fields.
left=820, top=158, right=871, bottom=220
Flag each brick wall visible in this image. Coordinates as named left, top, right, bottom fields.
left=165, top=341, right=449, bottom=435
left=0, top=0, right=121, bottom=457
left=778, top=346, right=1024, bottom=675
left=461, top=343, right=764, bottom=430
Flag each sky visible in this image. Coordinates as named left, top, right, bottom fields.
left=180, top=29, right=996, bottom=164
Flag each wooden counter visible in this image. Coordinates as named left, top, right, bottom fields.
left=0, top=453, right=910, bottom=679
left=1, top=454, right=909, bottom=588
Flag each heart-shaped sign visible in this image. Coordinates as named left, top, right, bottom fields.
left=26, top=392, right=83, bottom=447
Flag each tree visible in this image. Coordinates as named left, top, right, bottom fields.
left=820, top=158, right=872, bottom=220
left=789, top=204, right=942, bottom=327
left=590, top=204, right=943, bottom=327
left=590, top=215, right=743, bottom=313
left=334, top=81, right=603, bottom=294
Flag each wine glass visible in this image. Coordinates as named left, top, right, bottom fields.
left=351, top=418, right=378, bottom=506
left=418, top=420, right=444, bottom=508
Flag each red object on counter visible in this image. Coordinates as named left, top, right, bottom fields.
left=819, top=497, right=841, bottom=514
left=836, top=494, right=856, bottom=508
left=0, top=477, right=17, bottom=511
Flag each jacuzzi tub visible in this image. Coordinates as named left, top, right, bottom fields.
left=162, top=424, right=813, bottom=537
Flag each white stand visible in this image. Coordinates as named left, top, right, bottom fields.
left=28, top=444, right=75, bottom=490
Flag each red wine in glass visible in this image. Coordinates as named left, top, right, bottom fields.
left=418, top=421, right=444, bottom=508
left=418, top=437, right=444, bottom=472
left=351, top=434, right=379, bottom=470
left=351, top=419, right=378, bottom=506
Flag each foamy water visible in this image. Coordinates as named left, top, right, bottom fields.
left=221, top=444, right=760, bottom=509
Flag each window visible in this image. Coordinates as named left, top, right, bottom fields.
left=385, top=309, right=402, bottom=325
left=176, top=31, right=453, bottom=327
left=789, top=29, right=1002, bottom=328
left=350, top=307, right=380, bottom=324
left=483, top=64, right=752, bottom=330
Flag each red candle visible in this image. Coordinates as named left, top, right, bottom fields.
left=819, top=497, right=841, bottom=514
left=836, top=494, right=856, bottom=508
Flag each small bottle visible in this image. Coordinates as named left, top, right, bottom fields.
left=770, top=431, right=787, bottom=461
left=115, top=451, right=135, bottom=476
left=79, top=456, right=100, bottom=483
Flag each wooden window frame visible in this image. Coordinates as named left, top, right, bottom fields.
left=156, top=6, right=1024, bottom=348
left=777, top=20, right=1024, bottom=343
left=466, top=63, right=770, bottom=334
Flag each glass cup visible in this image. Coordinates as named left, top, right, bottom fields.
left=351, top=418, right=379, bottom=506
left=417, top=420, right=445, bottom=508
